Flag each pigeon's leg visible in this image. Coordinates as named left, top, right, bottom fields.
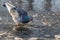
left=12, top=18, right=24, bottom=26
left=13, top=23, right=26, bottom=31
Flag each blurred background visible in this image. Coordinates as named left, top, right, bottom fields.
left=0, top=0, right=60, bottom=12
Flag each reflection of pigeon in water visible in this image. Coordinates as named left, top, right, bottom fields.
left=3, top=2, right=33, bottom=26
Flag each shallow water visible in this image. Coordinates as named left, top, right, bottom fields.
left=0, top=0, right=60, bottom=40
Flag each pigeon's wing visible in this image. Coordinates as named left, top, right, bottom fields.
left=10, top=7, right=30, bottom=23
left=16, top=7, right=28, bottom=16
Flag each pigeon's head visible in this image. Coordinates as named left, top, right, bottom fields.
left=2, top=2, right=15, bottom=13
left=2, top=4, right=6, bottom=7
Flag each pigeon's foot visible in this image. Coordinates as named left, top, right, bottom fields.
left=13, top=26, right=28, bottom=32
left=15, top=23, right=26, bottom=26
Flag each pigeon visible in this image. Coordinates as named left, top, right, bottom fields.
left=3, top=2, right=33, bottom=26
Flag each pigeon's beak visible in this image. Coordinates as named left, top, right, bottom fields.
left=2, top=4, right=6, bottom=7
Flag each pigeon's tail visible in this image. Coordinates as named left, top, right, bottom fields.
left=28, top=16, right=33, bottom=21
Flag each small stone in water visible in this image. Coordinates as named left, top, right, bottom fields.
left=55, top=35, right=60, bottom=38
left=44, top=35, right=51, bottom=38
left=29, top=38, right=38, bottom=40
left=15, top=37, right=23, bottom=40
left=33, top=14, right=38, bottom=17
left=0, top=17, right=2, bottom=21
left=42, top=21, right=51, bottom=26
left=52, top=13, right=55, bottom=15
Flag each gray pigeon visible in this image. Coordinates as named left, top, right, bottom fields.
left=3, top=2, right=33, bottom=26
